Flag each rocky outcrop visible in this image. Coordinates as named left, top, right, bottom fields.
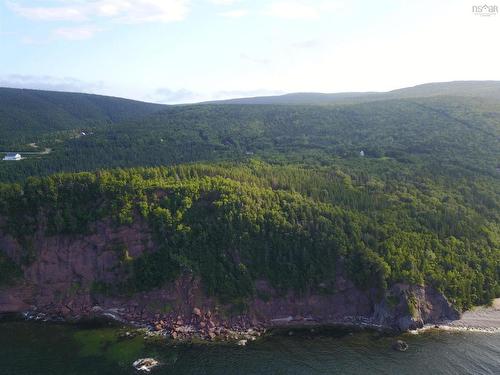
left=0, top=218, right=459, bottom=335
left=392, top=339, right=409, bottom=352
left=132, top=358, right=159, bottom=372
left=0, top=285, right=32, bottom=313
left=249, top=276, right=376, bottom=327
left=0, top=217, right=154, bottom=314
left=373, top=284, right=459, bottom=331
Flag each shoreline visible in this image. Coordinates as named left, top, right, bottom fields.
left=3, top=308, right=499, bottom=344
left=2, top=310, right=397, bottom=344
left=411, top=298, right=500, bottom=335
left=2, top=298, right=499, bottom=342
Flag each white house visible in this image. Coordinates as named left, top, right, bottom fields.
left=3, top=153, right=21, bottom=161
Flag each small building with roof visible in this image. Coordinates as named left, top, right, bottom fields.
left=3, top=153, right=22, bottom=161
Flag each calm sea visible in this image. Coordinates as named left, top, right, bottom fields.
left=0, top=321, right=498, bottom=374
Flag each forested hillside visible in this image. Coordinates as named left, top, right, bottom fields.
left=0, top=95, right=498, bottom=182
left=0, top=163, right=498, bottom=310
left=0, top=87, right=165, bottom=149
left=0, top=83, right=498, bottom=312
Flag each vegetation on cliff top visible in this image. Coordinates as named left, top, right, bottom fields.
left=0, top=85, right=498, bottom=311
left=0, top=162, right=498, bottom=310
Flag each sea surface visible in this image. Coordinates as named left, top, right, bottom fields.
left=0, top=321, right=498, bottom=375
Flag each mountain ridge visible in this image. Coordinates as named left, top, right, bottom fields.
left=3, top=80, right=500, bottom=108
left=0, top=86, right=167, bottom=149
left=203, top=80, right=500, bottom=105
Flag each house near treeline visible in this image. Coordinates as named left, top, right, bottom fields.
left=3, top=153, right=22, bottom=161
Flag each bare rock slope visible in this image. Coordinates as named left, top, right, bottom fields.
left=0, top=219, right=460, bottom=335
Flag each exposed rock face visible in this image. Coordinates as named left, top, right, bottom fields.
left=0, top=218, right=154, bottom=315
left=0, top=218, right=459, bottom=333
left=0, top=286, right=32, bottom=313
left=373, top=284, right=459, bottom=331
left=250, top=277, right=376, bottom=326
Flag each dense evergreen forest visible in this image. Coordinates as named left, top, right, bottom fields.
left=0, top=95, right=499, bottom=182
left=0, top=87, right=165, bottom=149
left=0, top=82, right=498, bottom=311
left=0, top=163, right=497, bottom=310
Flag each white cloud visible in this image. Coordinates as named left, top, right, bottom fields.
left=0, top=30, right=17, bottom=36
left=240, top=53, right=270, bottom=64
left=152, top=87, right=198, bottom=103
left=7, top=0, right=190, bottom=24
left=266, top=1, right=319, bottom=19
left=20, top=36, right=43, bottom=45
left=219, top=9, right=248, bottom=18
left=265, top=1, right=343, bottom=20
left=108, top=0, right=190, bottom=24
left=7, top=2, right=87, bottom=21
left=148, top=87, right=285, bottom=104
left=292, top=39, right=320, bottom=49
left=211, top=88, right=284, bottom=100
left=250, top=0, right=500, bottom=93
left=209, top=0, right=240, bottom=5
left=53, top=25, right=102, bottom=40
left=0, top=74, right=105, bottom=93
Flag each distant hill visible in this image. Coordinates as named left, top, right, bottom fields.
left=205, top=81, right=500, bottom=105
left=388, top=81, right=500, bottom=99
left=0, top=81, right=499, bottom=181
left=204, top=92, right=379, bottom=105
left=2, top=94, right=498, bottom=182
left=0, top=87, right=166, bottom=148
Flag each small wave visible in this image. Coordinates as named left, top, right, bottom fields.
left=409, top=324, right=500, bottom=334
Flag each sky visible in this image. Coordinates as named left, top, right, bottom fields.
left=0, top=0, right=499, bottom=103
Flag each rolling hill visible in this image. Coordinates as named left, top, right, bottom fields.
left=0, top=87, right=166, bottom=149
left=0, top=81, right=499, bottom=183
left=2, top=94, right=498, bottom=182
left=205, top=81, right=500, bottom=105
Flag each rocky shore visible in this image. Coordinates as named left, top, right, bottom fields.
left=1, top=280, right=461, bottom=343
left=16, top=298, right=499, bottom=345
left=18, top=305, right=394, bottom=345
left=411, top=298, right=500, bottom=334
left=141, top=306, right=267, bottom=344
left=0, top=218, right=462, bottom=341
left=18, top=306, right=267, bottom=344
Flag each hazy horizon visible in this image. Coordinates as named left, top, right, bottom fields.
left=2, top=0, right=500, bottom=103
left=2, top=79, right=500, bottom=105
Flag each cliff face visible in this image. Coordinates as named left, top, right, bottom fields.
left=0, top=219, right=459, bottom=331
left=374, top=284, right=460, bottom=331
left=0, top=218, right=154, bottom=315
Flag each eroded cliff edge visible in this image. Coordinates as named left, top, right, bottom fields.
left=0, top=218, right=459, bottom=337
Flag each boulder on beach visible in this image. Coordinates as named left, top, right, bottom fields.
left=132, top=358, right=159, bottom=372
left=193, top=307, right=202, bottom=317
left=392, top=340, right=409, bottom=352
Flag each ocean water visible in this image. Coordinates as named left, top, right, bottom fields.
left=0, top=321, right=498, bottom=375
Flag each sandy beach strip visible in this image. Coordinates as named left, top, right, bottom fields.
left=413, top=298, right=500, bottom=333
